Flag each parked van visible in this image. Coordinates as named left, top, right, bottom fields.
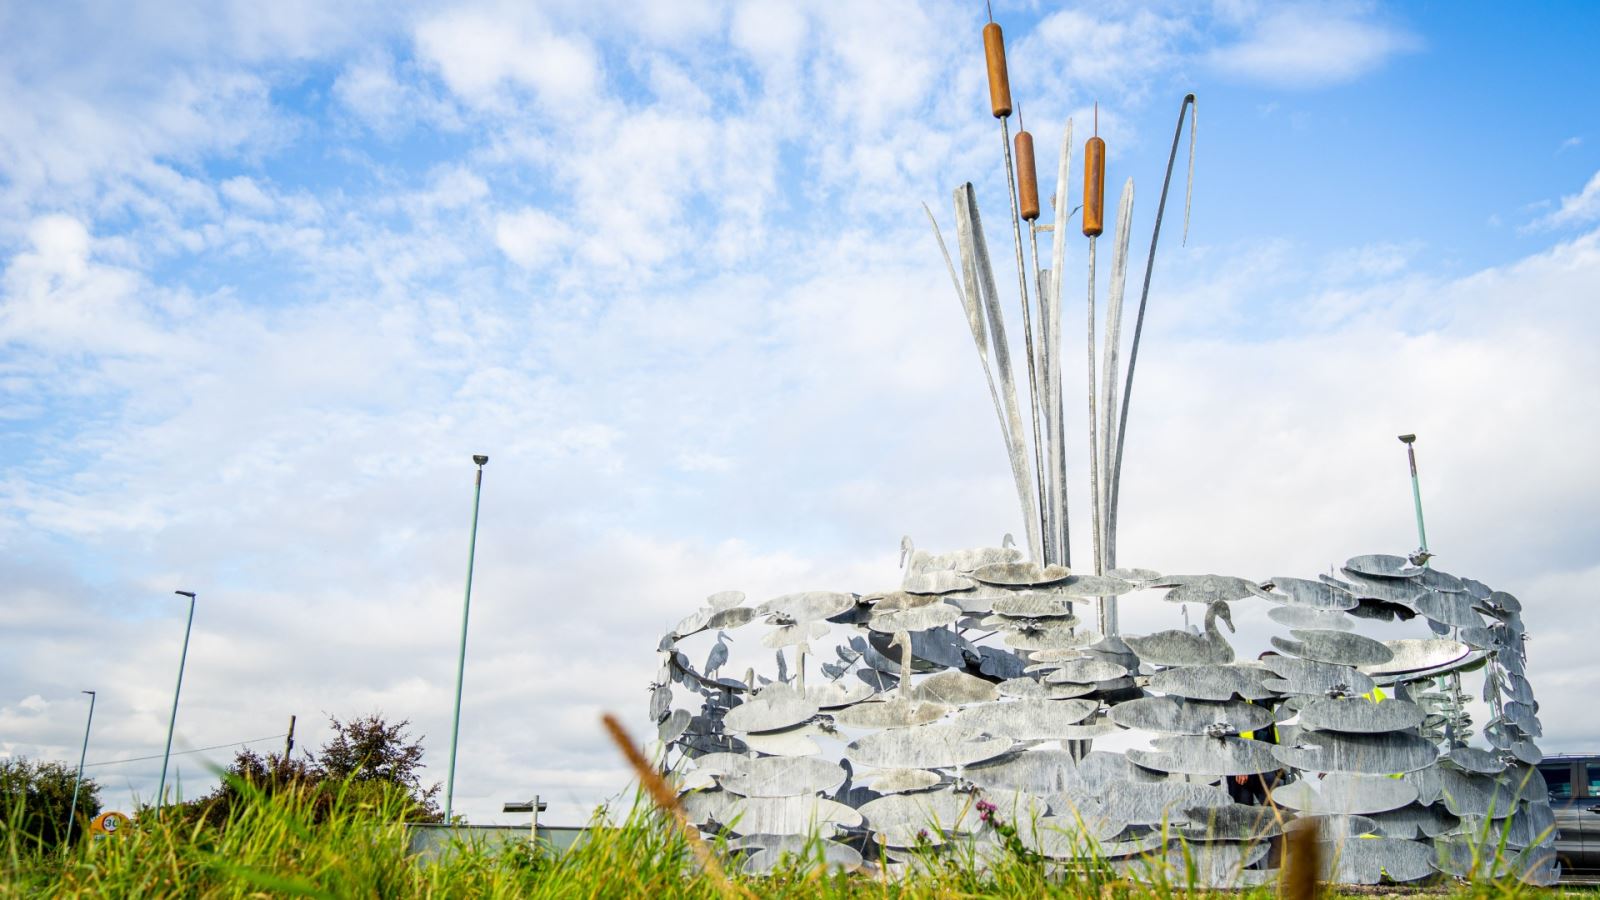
left=1539, top=755, right=1600, bottom=875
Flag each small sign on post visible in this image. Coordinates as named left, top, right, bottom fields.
left=503, top=796, right=546, bottom=844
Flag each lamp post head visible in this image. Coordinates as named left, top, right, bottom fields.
left=175, top=590, right=196, bottom=599
left=82, top=690, right=95, bottom=697
left=472, top=454, right=489, bottom=466
left=1397, top=434, right=1416, bottom=444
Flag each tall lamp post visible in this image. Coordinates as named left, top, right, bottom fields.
left=158, top=590, right=197, bottom=811
left=65, top=689, right=96, bottom=848
left=445, top=454, right=488, bottom=822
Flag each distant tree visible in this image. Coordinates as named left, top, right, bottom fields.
left=317, top=714, right=441, bottom=822
left=0, top=757, right=101, bottom=849
left=181, top=747, right=320, bottom=829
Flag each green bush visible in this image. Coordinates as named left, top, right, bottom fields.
left=0, top=758, right=100, bottom=851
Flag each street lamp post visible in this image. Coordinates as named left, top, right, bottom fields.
left=445, top=455, right=489, bottom=822
left=158, top=590, right=197, bottom=811
left=65, top=690, right=96, bottom=849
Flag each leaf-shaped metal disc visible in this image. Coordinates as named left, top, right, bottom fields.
left=846, top=724, right=1013, bottom=769
left=1267, top=605, right=1353, bottom=630
left=1413, top=591, right=1484, bottom=628
left=1437, top=768, right=1519, bottom=819
left=1102, top=779, right=1232, bottom=826
left=1366, top=802, right=1460, bottom=839
left=659, top=709, right=693, bottom=742
left=831, top=698, right=949, bottom=729
left=1268, top=577, right=1359, bottom=611
left=1056, top=574, right=1139, bottom=597
left=971, top=562, right=1072, bottom=586
left=1109, top=696, right=1274, bottom=736
left=1271, top=730, right=1437, bottom=775
left=1042, top=657, right=1129, bottom=683
left=718, top=755, right=847, bottom=798
left=1261, top=656, right=1375, bottom=697
left=1271, top=629, right=1394, bottom=666
left=903, top=545, right=1021, bottom=575
left=1269, top=772, right=1417, bottom=815
left=911, top=669, right=1001, bottom=705
left=1343, top=554, right=1421, bottom=578
left=1360, top=638, right=1470, bottom=676
left=740, top=724, right=827, bottom=757
left=867, top=601, right=961, bottom=633
left=1319, top=836, right=1434, bottom=884
left=947, top=699, right=1097, bottom=740
left=803, top=680, right=875, bottom=709
left=723, top=689, right=819, bottom=734
left=901, top=570, right=977, bottom=594
left=1157, top=574, right=1269, bottom=605
left=992, top=594, right=1075, bottom=617
left=761, top=620, right=829, bottom=648
left=709, top=794, right=863, bottom=835
left=757, top=591, right=857, bottom=622
left=858, top=789, right=978, bottom=833
left=739, top=837, right=863, bottom=875
left=864, top=768, right=943, bottom=794
left=1128, top=735, right=1283, bottom=776
left=1445, top=747, right=1507, bottom=775
left=1146, top=664, right=1278, bottom=701
left=1175, top=803, right=1283, bottom=841
left=1298, top=697, right=1425, bottom=733
left=996, top=677, right=1095, bottom=699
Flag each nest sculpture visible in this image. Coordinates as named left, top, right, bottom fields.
left=647, top=20, right=1554, bottom=886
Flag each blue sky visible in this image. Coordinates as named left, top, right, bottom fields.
left=2, top=1, right=1599, bottom=825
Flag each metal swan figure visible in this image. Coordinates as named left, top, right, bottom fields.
left=1125, top=600, right=1236, bottom=666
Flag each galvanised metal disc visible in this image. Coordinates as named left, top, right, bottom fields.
left=1271, top=630, right=1394, bottom=667
left=1366, top=802, right=1459, bottom=839
left=902, top=545, right=1021, bottom=575
left=1004, top=624, right=1095, bottom=652
left=996, top=677, right=1095, bottom=699
left=718, top=755, right=848, bottom=798
left=1437, top=768, right=1519, bottom=819
left=757, top=591, right=857, bottom=623
left=1298, top=697, right=1425, bottom=733
left=1100, top=779, right=1231, bottom=826
left=846, top=724, right=1013, bottom=769
left=1343, top=554, right=1421, bottom=578
left=1320, top=836, right=1434, bottom=884
left=1356, top=637, right=1467, bottom=677
left=866, top=601, right=961, bottom=633
left=864, top=768, right=943, bottom=794
left=964, top=748, right=1080, bottom=794
left=832, top=698, right=950, bottom=729
left=761, top=620, right=829, bottom=649
left=1174, top=803, right=1283, bottom=841
left=1269, top=772, right=1417, bottom=815
left=803, top=679, right=876, bottom=709
left=1488, top=590, right=1522, bottom=613
left=659, top=709, right=693, bottom=742
left=739, top=725, right=826, bottom=757
left=709, top=794, right=864, bottom=836
left=976, top=646, right=1026, bottom=679
left=1153, top=841, right=1269, bottom=888
left=911, top=669, right=1001, bottom=705
left=947, top=698, right=1098, bottom=740
left=1332, top=571, right=1423, bottom=605
left=1413, top=567, right=1467, bottom=593
left=1268, top=605, right=1353, bottom=630
left=1271, top=730, right=1438, bottom=774
left=857, top=788, right=980, bottom=834
left=1413, top=591, right=1484, bottom=628
left=1146, top=664, right=1278, bottom=701
left=1156, top=574, right=1269, bottom=605
left=1107, top=567, right=1162, bottom=585
left=1056, top=574, right=1139, bottom=597
left=970, top=562, right=1072, bottom=586
left=901, top=570, right=977, bottom=594
left=869, top=627, right=972, bottom=670
left=1445, top=747, right=1506, bottom=775
left=1042, top=657, right=1128, bottom=684
left=1018, top=813, right=1129, bottom=856
left=992, top=594, right=1075, bottom=617
left=1267, top=577, right=1359, bottom=611
left=738, top=837, right=863, bottom=876
left=1127, top=734, right=1282, bottom=776
left=722, top=689, right=819, bottom=734
left=1108, top=696, right=1274, bottom=736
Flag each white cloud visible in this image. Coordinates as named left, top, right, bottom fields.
left=1531, top=169, right=1600, bottom=230
left=494, top=207, right=571, bottom=269
left=1207, top=7, right=1419, bottom=87
left=414, top=9, right=599, bottom=112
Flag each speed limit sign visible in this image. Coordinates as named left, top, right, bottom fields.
left=90, top=811, right=130, bottom=837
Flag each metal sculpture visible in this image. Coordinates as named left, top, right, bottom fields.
left=644, top=14, right=1554, bottom=887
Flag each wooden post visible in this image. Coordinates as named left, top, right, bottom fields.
left=284, top=715, right=296, bottom=759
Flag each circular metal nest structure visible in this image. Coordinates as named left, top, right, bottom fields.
left=650, top=549, right=1554, bottom=885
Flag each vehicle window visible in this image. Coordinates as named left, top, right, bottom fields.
left=1544, top=764, right=1573, bottom=800
left=1587, top=763, right=1600, bottom=797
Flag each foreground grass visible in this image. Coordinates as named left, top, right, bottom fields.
left=1, top=779, right=1591, bottom=898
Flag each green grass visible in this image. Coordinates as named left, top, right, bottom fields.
left=1, top=778, right=1590, bottom=898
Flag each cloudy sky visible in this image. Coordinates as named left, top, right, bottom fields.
left=2, top=0, right=1597, bottom=826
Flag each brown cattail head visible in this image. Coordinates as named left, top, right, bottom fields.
left=1015, top=129, right=1040, bottom=220
left=982, top=22, right=1012, bottom=118
left=1082, top=135, right=1106, bottom=237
